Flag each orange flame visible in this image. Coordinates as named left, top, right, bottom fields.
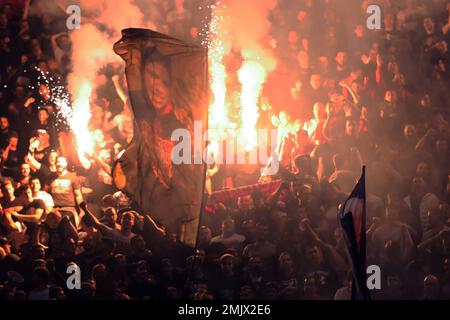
left=71, top=81, right=94, bottom=162
left=237, top=61, right=266, bottom=151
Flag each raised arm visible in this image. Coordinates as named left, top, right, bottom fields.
left=415, top=128, right=435, bottom=161
left=0, top=209, right=19, bottom=233
left=26, top=152, right=42, bottom=171
left=375, top=54, right=382, bottom=85
left=22, top=0, right=31, bottom=20
left=302, top=219, right=347, bottom=277
left=322, top=113, right=335, bottom=142
left=112, top=75, right=128, bottom=104
left=339, top=81, right=359, bottom=105
left=60, top=215, right=79, bottom=242
left=417, top=229, right=449, bottom=252
left=79, top=201, right=111, bottom=236
left=442, top=10, right=450, bottom=35
left=10, top=207, right=44, bottom=223
left=1, top=146, right=10, bottom=163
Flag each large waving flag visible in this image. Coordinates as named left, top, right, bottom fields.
left=339, top=166, right=371, bottom=300
left=112, top=29, right=208, bottom=246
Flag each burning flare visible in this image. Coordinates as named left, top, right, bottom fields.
left=238, top=61, right=265, bottom=151
left=71, top=81, right=94, bottom=160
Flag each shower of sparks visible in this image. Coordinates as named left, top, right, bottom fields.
left=35, top=68, right=73, bottom=129
left=35, top=68, right=94, bottom=160
left=200, top=1, right=236, bottom=162
left=201, top=1, right=232, bottom=131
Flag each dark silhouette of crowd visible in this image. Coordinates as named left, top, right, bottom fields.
left=0, top=0, right=450, bottom=300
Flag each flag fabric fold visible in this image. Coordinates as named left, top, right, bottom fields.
left=339, top=166, right=371, bottom=300
left=112, top=28, right=208, bottom=246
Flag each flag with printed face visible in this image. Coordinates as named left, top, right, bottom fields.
left=339, top=166, right=370, bottom=300
left=112, top=29, right=208, bottom=246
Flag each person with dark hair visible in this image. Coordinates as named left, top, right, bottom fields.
left=7, top=184, right=46, bottom=243
left=28, top=267, right=50, bottom=300
left=379, top=273, right=409, bottom=300
left=1, top=131, right=20, bottom=178
left=197, top=225, right=212, bottom=250
left=30, top=177, right=53, bottom=214
left=211, top=218, right=245, bottom=250
left=404, top=176, right=440, bottom=239
left=28, top=129, right=53, bottom=163
left=101, top=194, right=116, bottom=210
left=371, top=204, right=415, bottom=266
left=334, top=270, right=352, bottom=300
left=328, top=153, right=356, bottom=193
left=301, top=74, right=327, bottom=121
left=99, top=207, right=119, bottom=229
left=48, top=156, right=83, bottom=228
left=36, top=211, right=78, bottom=258
left=0, top=179, right=28, bottom=240
left=16, top=162, right=31, bottom=187
left=79, top=202, right=135, bottom=250
left=242, top=222, right=277, bottom=267
left=241, top=255, right=269, bottom=294
left=126, top=259, right=157, bottom=299
left=421, top=274, right=444, bottom=300
left=0, top=116, right=13, bottom=149
left=210, top=253, right=241, bottom=298
left=48, top=285, right=65, bottom=300
left=27, top=149, right=58, bottom=186
left=276, top=252, right=300, bottom=299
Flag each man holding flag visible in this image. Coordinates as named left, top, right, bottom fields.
left=339, top=166, right=371, bottom=300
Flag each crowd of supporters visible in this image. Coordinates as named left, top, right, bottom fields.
left=0, top=0, right=450, bottom=300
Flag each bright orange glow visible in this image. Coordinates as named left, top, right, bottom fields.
left=71, top=80, right=94, bottom=161
left=238, top=61, right=265, bottom=151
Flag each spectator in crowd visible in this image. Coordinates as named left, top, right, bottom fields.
left=210, top=218, right=246, bottom=250
left=30, top=177, right=54, bottom=214
left=48, top=156, right=83, bottom=228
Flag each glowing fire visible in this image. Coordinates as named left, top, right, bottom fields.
left=204, top=1, right=233, bottom=163
left=71, top=81, right=94, bottom=162
left=206, top=0, right=279, bottom=160
left=208, top=41, right=228, bottom=129
left=238, top=61, right=265, bottom=151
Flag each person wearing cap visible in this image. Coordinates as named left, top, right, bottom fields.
left=28, top=128, right=52, bottom=163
